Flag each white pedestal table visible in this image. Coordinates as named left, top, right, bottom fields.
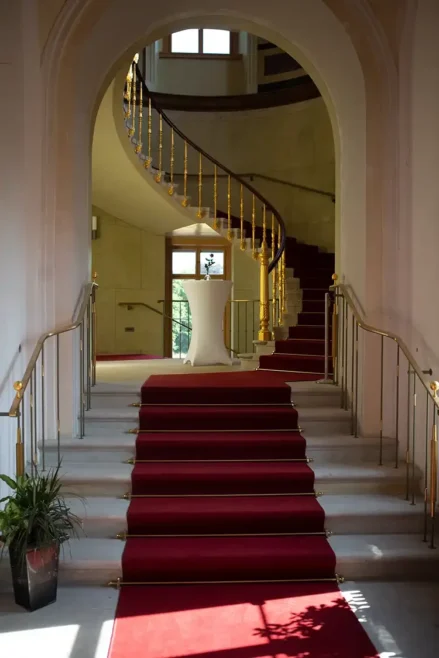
left=183, top=279, right=233, bottom=366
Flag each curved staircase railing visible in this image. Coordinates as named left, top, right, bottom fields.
left=0, top=277, right=98, bottom=477
left=329, top=277, right=439, bottom=549
left=123, top=54, right=287, bottom=341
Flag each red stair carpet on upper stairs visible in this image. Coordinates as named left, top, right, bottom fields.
left=109, top=369, right=379, bottom=658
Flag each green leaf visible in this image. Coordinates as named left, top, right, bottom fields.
left=0, top=475, right=17, bottom=490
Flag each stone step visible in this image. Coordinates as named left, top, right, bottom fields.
left=59, top=493, right=425, bottom=540
left=0, top=538, right=123, bottom=589
left=66, top=497, right=129, bottom=537
left=60, top=462, right=132, bottom=497
left=81, top=407, right=350, bottom=437
left=314, top=463, right=417, bottom=496
left=43, top=435, right=136, bottom=464
left=43, top=428, right=393, bottom=466
left=289, top=381, right=341, bottom=408
left=322, top=494, right=424, bottom=535
left=331, top=534, right=439, bottom=581
left=1, top=532, right=436, bottom=589
left=297, top=406, right=351, bottom=435
left=57, top=460, right=414, bottom=498
left=306, top=433, right=395, bottom=464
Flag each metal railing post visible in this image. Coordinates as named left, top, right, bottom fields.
left=317, top=292, right=332, bottom=384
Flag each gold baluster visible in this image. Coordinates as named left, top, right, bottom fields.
left=258, top=240, right=271, bottom=341
left=262, top=204, right=267, bottom=244
left=13, top=382, right=24, bottom=476
left=197, top=153, right=204, bottom=219
left=124, top=64, right=133, bottom=118
left=213, top=165, right=218, bottom=230
left=154, top=114, right=163, bottom=183
left=135, top=81, right=143, bottom=154
left=227, top=175, right=232, bottom=241
left=251, top=195, right=257, bottom=259
left=168, top=128, right=175, bottom=195
left=181, top=140, right=189, bottom=207
left=144, top=98, right=152, bottom=169
left=277, top=224, right=283, bottom=325
left=332, top=273, right=339, bottom=383
left=240, top=184, right=245, bottom=250
left=281, top=250, right=286, bottom=316
left=128, top=64, right=136, bottom=137
left=271, top=213, right=277, bottom=328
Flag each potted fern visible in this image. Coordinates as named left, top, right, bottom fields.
left=0, top=467, right=82, bottom=611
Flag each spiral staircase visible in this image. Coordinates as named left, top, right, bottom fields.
left=120, top=55, right=335, bottom=371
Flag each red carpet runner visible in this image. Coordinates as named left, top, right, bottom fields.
left=109, top=370, right=378, bottom=657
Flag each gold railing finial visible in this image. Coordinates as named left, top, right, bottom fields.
left=93, top=271, right=98, bottom=281
left=430, top=381, right=439, bottom=398
left=332, top=273, right=338, bottom=283
left=13, top=381, right=23, bottom=400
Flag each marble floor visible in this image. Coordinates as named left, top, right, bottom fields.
left=0, top=582, right=437, bottom=658
left=94, top=357, right=253, bottom=384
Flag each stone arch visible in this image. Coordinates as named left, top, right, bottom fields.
left=40, top=0, right=399, bottom=434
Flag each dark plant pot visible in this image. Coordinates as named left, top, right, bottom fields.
left=9, top=541, right=59, bottom=611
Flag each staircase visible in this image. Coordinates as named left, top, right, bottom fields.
left=0, top=373, right=435, bottom=591
left=2, top=55, right=437, bottom=598
left=121, top=56, right=336, bottom=353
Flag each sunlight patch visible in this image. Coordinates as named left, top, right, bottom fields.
left=0, top=624, right=79, bottom=658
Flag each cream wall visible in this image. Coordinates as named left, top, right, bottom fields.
left=38, top=0, right=66, bottom=51
left=92, top=207, right=166, bottom=356
left=168, top=98, right=335, bottom=250
left=151, top=42, right=246, bottom=96
left=404, top=0, right=439, bottom=377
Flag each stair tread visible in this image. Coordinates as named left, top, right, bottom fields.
left=131, top=460, right=315, bottom=495
left=122, top=535, right=336, bottom=581
left=63, top=493, right=423, bottom=521
left=3, top=534, right=435, bottom=585
left=58, top=460, right=409, bottom=484
left=136, top=430, right=306, bottom=459
left=127, top=495, right=325, bottom=535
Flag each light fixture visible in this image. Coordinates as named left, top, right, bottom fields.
left=92, top=215, right=98, bottom=240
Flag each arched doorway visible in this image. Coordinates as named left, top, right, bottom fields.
left=40, top=0, right=396, bottom=435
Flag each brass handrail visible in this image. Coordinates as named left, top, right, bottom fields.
left=2, top=279, right=98, bottom=477
left=9, top=282, right=98, bottom=417
left=172, top=172, right=335, bottom=201
left=118, top=301, right=191, bottom=332
left=333, top=282, right=438, bottom=409
left=119, top=300, right=240, bottom=356
left=330, top=278, right=439, bottom=549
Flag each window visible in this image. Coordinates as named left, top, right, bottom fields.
left=163, top=30, right=239, bottom=58
left=171, top=29, right=199, bottom=54
left=168, top=245, right=228, bottom=358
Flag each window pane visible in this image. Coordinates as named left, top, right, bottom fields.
left=172, top=250, right=196, bottom=275
left=200, top=251, right=224, bottom=276
left=171, top=29, right=199, bottom=54
left=203, top=29, right=230, bottom=55
left=172, top=279, right=192, bottom=359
